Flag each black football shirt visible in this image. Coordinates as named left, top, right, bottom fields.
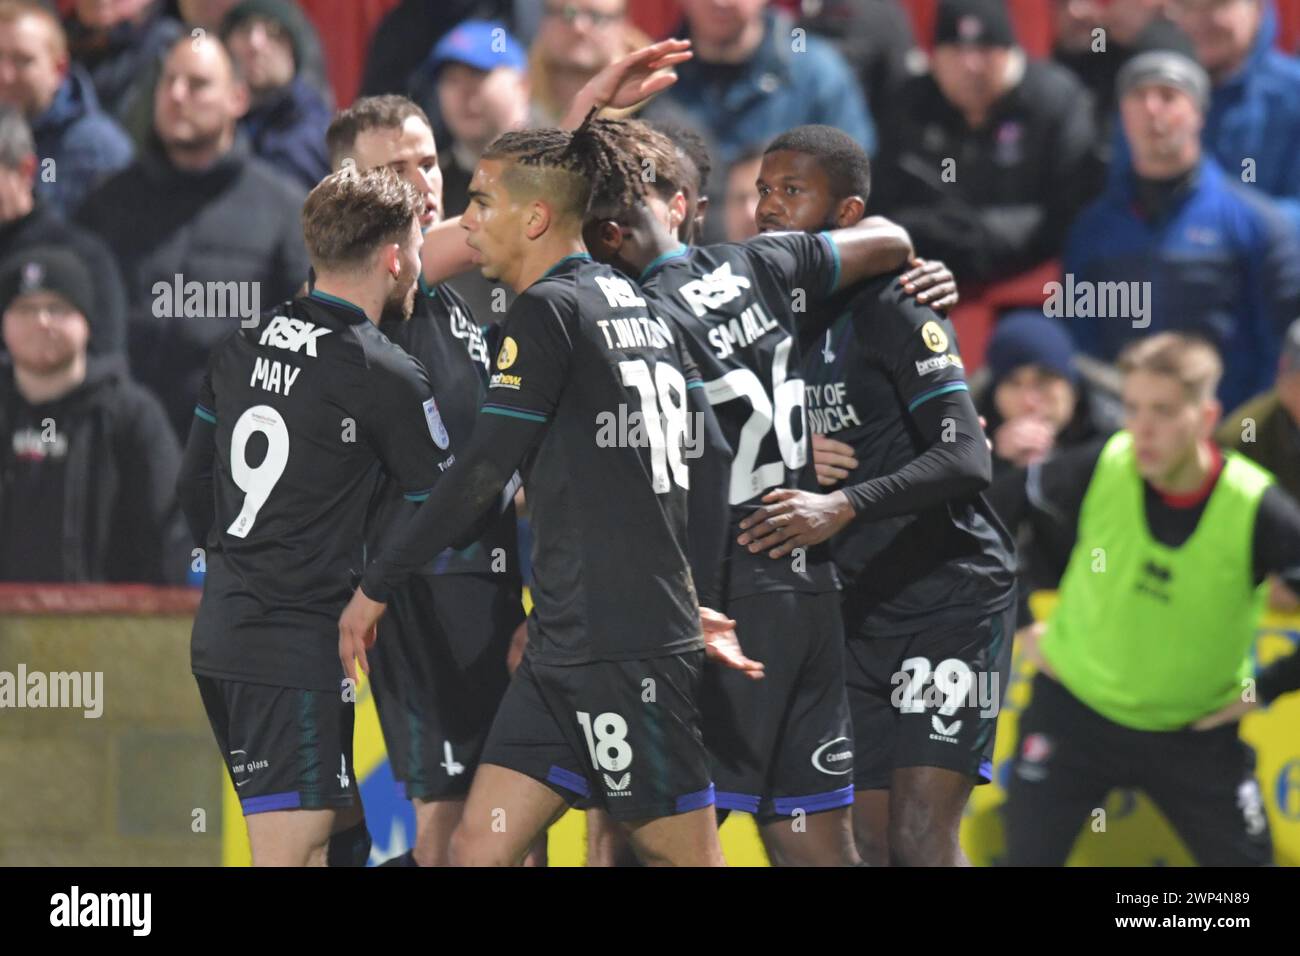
left=637, top=233, right=841, bottom=600
left=480, top=253, right=702, bottom=664
left=369, top=279, right=518, bottom=577
left=191, top=291, right=454, bottom=690
left=801, top=274, right=1016, bottom=635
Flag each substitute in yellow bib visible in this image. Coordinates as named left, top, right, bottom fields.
left=994, top=333, right=1300, bottom=866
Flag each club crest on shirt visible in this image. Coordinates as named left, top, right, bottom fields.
left=423, top=396, right=450, bottom=449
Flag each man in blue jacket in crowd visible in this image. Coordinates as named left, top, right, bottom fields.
left=1064, top=50, right=1300, bottom=411
left=1167, top=0, right=1300, bottom=234
left=663, top=0, right=875, bottom=166
left=0, top=2, right=132, bottom=217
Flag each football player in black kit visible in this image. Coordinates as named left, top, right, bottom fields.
left=583, top=120, right=958, bottom=865
left=323, top=96, right=525, bottom=867
left=338, top=118, right=753, bottom=866
left=178, top=167, right=453, bottom=866
left=737, top=125, right=1017, bottom=866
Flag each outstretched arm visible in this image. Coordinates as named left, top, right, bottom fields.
left=340, top=412, right=544, bottom=681
left=420, top=40, right=695, bottom=286
left=420, top=215, right=475, bottom=286
left=560, top=39, right=693, bottom=129
left=824, top=216, right=914, bottom=292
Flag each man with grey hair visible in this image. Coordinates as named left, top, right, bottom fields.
left=0, top=106, right=127, bottom=356
left=75, top=33, right=308, bottom=440
left=1064, top=49, right=1300, bottom=411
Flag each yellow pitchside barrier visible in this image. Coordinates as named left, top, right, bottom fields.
left=222, top=592, right=1300, bottom=866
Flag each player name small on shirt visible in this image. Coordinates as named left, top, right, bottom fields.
left=706, top=301, right=780, bottom=359
left=250, top=356, right=301, bottom=396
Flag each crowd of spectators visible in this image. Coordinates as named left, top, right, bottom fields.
left=1, top=0, right=1299, bottom=596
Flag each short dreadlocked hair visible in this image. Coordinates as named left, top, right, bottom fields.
left=765, top=124, right=871, bottom=204
left=482, top=117, right=653, bottom=222
left=585, top=119, right=685, bottom=220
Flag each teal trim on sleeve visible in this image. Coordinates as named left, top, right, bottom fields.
left=686, top=380, right=705, bottom=390
left=907, top=381, right=969, bottom=412
left=194, top=405, right=216, bottom=425
left=404, top=491, right=431, bottom=502
left=482, top=405, right=549, bottom=423
left=817, top=231, right=841, bottom=294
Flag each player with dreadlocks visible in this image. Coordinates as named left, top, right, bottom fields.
left=581, top=119, right=954, bottom=865
left=337, top=115, right=748, bottom=867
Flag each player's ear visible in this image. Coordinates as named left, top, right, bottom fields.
left=1202, top=397, right=1223, bottom=437
left=524, top=199, right=550, bottom=241
left=381, top=241, right=402, bottom=280
left=668, top=191, right=688, bottom=234
left=835, top=195, right=866, bottom=228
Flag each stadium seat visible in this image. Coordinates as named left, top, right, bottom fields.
left=949, top=258, right=1059, bottom=373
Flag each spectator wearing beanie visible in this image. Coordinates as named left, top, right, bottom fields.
left=0, top=1, right=134, bottom=217
left=1065, top=49, right=1300, bottom=411
left=0, top=246, right=189, bottom=584
left=76, top=33, right=309, bottom=440
left=981, top=312, right=1121, bottom=627
left=872, top=0, right=1097, bottom=286
left=176, top=0, right=332, bottom=109
left=220, top=0, right=331, bottom=190
left=976, top=311, right=1121, bottom=475
left=0, top=106, right=128, bottom=358
left=1051, top=0, right=1193, bottom=153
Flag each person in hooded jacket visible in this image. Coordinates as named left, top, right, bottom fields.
left=0, top=1, right=133, bottom=217
left=0, top=106, right=127, bottom=358
left=0, top=245, right=188, bottom=585
left=218, top=0, right=329, bottom=191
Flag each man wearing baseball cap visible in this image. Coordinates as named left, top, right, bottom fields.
left=872, top=0, right=1098, bottom=285
left=410, top=19, right=534, bottom=219
left=0, top=245, right=187, bottom=584
left=1064, top=49, right=1300, bottom=411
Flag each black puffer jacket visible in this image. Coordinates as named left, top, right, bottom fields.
left=0, top=357, right=189, bottom=584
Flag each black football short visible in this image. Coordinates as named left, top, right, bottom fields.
left=196, top=674, right=358, bottom=815
left=846, top=604, right=1014, bottom=790
left=480, top=649, right=714, bottom=821
left=703, top=590, right=855, bottom=821
left=369, top=572, right=523, bottom=801
left=1003, top=672, right=1273, bottom=866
